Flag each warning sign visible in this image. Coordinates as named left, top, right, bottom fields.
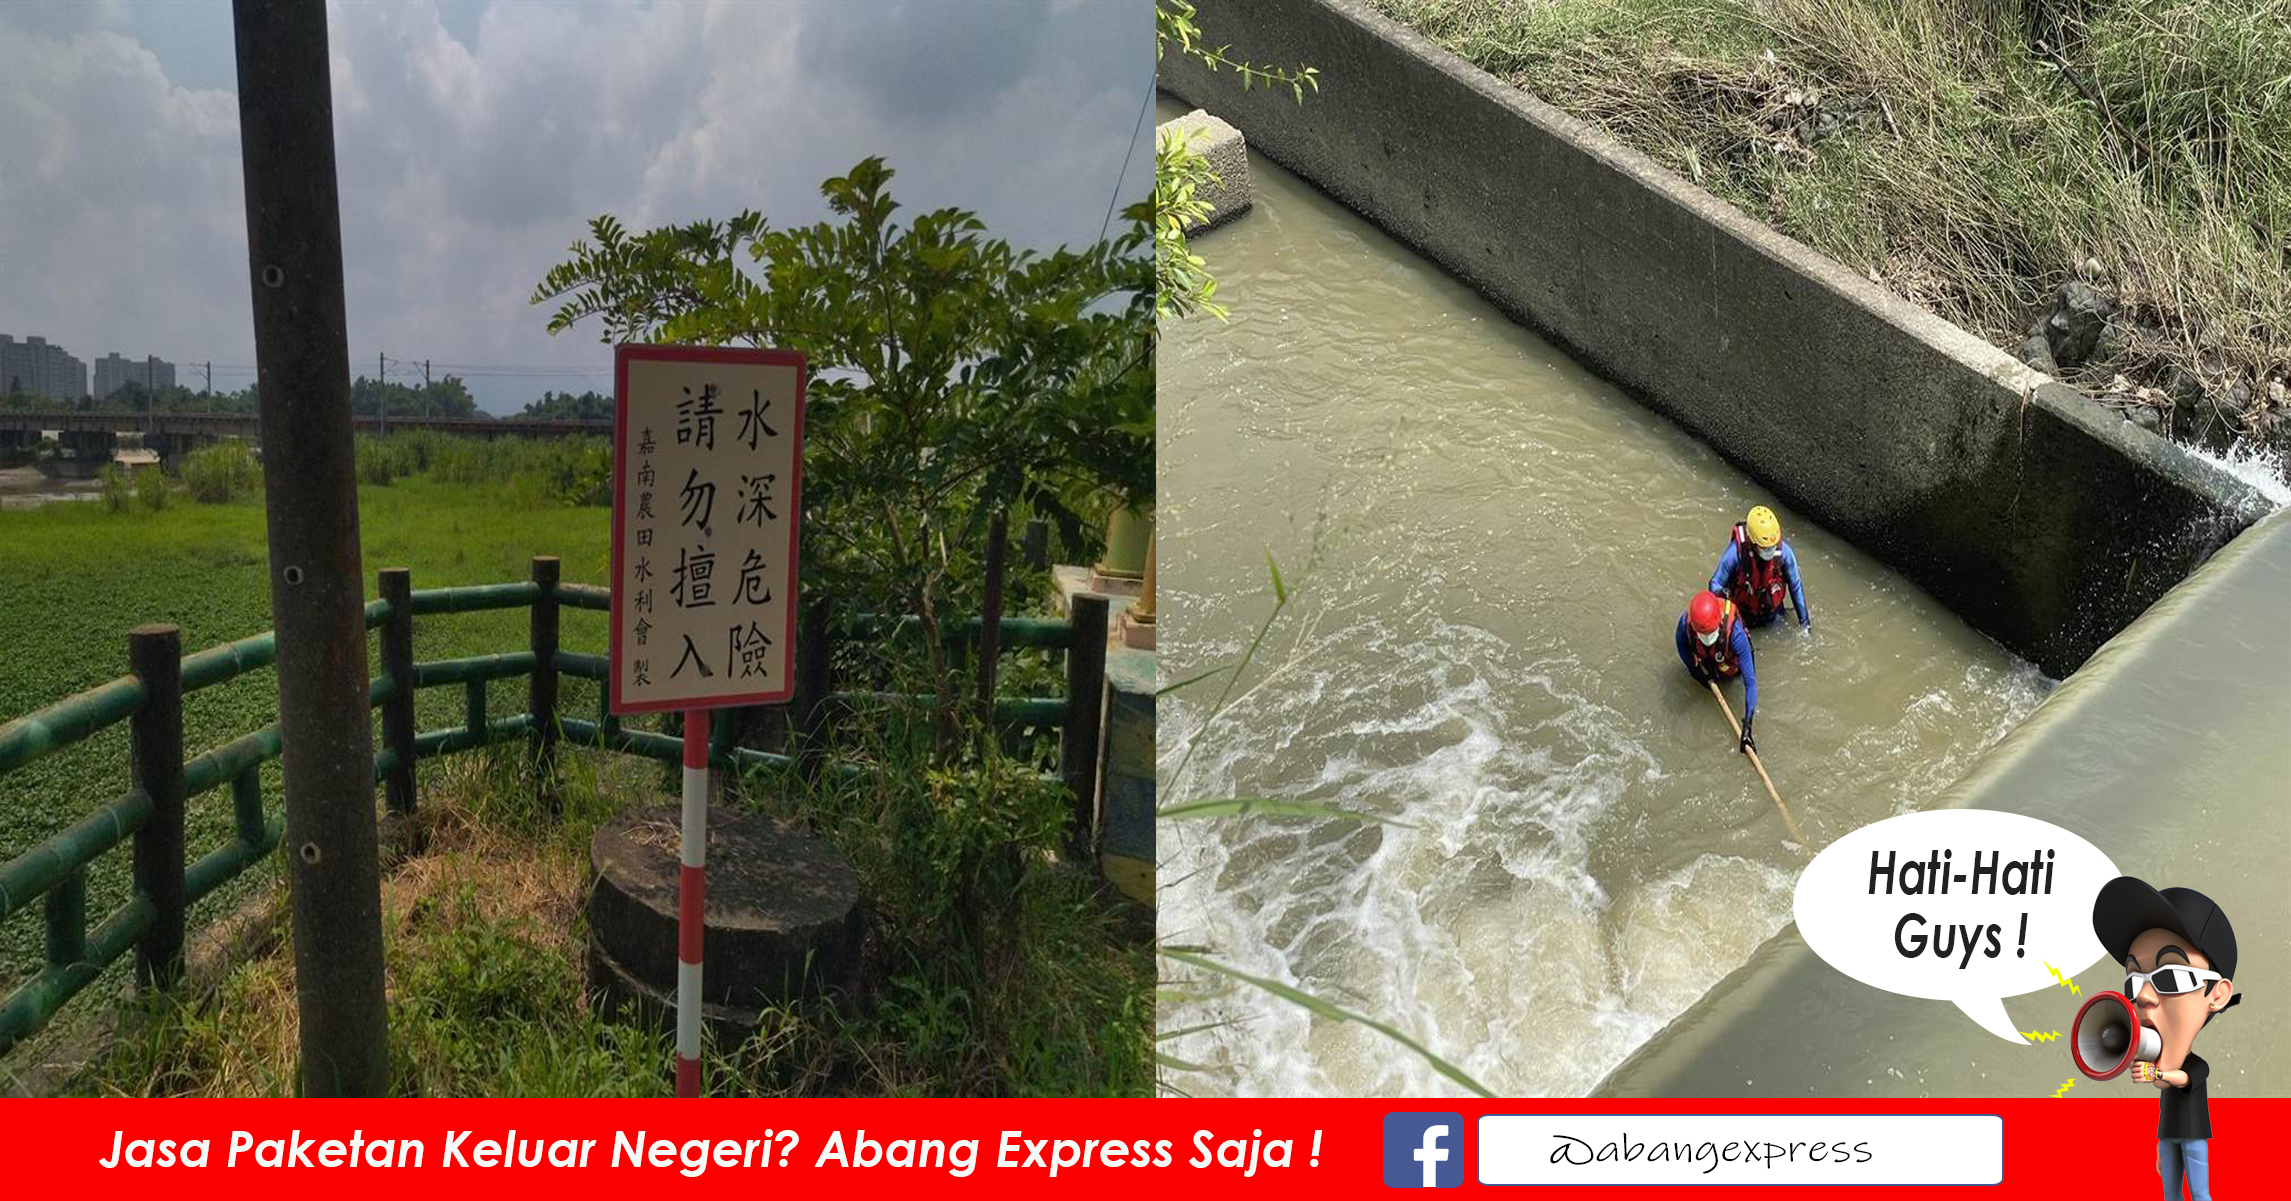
left=610, top=344, right=805, bottom=714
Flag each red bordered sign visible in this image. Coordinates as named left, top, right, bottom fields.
left=609, top=344, right=805, bottom=714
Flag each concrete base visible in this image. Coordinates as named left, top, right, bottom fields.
left=1097, top=648, right=1156, bottom=907
left=1160, top=0, right=2272, bottom=677
left=1050, top=565, right=1140, bottom=630
left=585, top=805, right=862, bottom=1014
left=1159, top=109, right=1255, bottom=233
left=1117, top=610, right=1156, bottom=650
left=586, top=934, right=767, bottom=1044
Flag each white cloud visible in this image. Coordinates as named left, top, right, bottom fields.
left=0, top=0, right=1151, bottom=411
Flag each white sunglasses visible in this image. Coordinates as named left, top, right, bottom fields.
left=2125, top=965, right=2221, bottom=998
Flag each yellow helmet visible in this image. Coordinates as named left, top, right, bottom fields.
left=1745, top=506, right=1782, bottom=549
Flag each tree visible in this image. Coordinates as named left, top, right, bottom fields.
left=533, top=157, right=1152, bottom=753
left=1155, top=1, right=1317, bottom=320
left=348, top=375, right=482, bottom=419
left=521, top=389, right=615, bottom=421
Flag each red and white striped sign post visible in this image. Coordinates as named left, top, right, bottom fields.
left=676, top=708, right=709, bottom=1095
left=610, top=345, right=805, bottom=1098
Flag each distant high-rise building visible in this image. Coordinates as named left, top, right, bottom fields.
left=0, top=334, right=87, bottom=401
left=0, top=336, right=31, bottom=397
left=94, top=352, right=179, bottom=399
left=94, top=354, right=129, bottom=399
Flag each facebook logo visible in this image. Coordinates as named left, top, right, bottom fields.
left=1381, top=1112, right=1464, bottom=1188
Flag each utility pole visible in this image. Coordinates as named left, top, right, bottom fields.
left=232, top=0, right=390, bottom=1097
left=379, top=350, right=387, bottom=436
left=423, top=359, right=431, bottom=417
left=202, top=360, right=212, bottom=398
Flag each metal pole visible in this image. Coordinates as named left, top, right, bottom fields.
left=231, top=0, right=389, bottom=1097
left=677, top=707, right=709, bottom=1097
left=1135, top=533, right=1156, bottom=625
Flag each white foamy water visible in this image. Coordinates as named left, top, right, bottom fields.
left=1158, top=122, right=2046, bottom=1097
left=2187, top=437, right=2291, bottom=508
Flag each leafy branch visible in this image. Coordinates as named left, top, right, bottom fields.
left=1153, top=1, right=1319, bottom=321
left=532, top=158, right=1153, bottom=759
left=1156, top=1, right=1321, bottom=103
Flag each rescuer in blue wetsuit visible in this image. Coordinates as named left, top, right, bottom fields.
left=1710, top=505, right=1810, bottom=629
left=1677, top=589, right=1759, bottom=753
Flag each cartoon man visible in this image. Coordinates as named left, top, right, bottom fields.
left=2091, top=877, right=2238, bottom=1201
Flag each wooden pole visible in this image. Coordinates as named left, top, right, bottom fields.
left=529, top=554, right=561, bottom=811
left=128, top=624, right=184, bottom=987
left=791, top=598, right=832, bottom=784
left=377, top=568, right=417, bottom=816
left=1061, top=594, right=1109, bottom=859
left=231, top=0, right=389, bottom=1096
left=1706, top=680, right=1809, bottom=849
left=976, top=511, right=1008, bottom=724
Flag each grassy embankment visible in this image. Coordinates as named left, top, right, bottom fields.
left=1376, top=0, right=2289, bottom=452
left=1, top=449, right=1149, bottom=1096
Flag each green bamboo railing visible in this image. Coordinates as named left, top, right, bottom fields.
left=0, top=558, right=1101, bottom=1057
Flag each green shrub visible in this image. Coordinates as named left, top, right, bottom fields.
left=135, top=466, right=169, bottom=512
left=355, top=437, right=401, bottom=486
left=182, top=441, right=262, bottom=503
left=354, top=431, right=614, bottom=506
left=99, top=464, right=131, bottom=512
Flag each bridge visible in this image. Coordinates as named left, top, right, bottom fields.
left=0, top=411, right=612, bottom=463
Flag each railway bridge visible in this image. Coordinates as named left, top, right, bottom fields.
left=0, top=411, right=611, bottom=464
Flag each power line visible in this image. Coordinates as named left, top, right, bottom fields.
left=1098, top=70, right=1156, bottom=245
left=173, top=360, right=611, bottom=378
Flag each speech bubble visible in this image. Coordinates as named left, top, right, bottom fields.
left=1792, top=808, right=2119, bottom=1043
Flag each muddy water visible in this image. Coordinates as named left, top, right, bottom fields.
left=1595, top=506, right=2290, bottom=1097
left=0, top=466, right=101, bottom=511
left=1156, top=127, right=2048, bottom=1097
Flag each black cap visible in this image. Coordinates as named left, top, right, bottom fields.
left=2092, top=877, right=2239, bottom=1009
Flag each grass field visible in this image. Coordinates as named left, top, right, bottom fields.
left=1, top=474, right=1149, bottom=1095
left=0, top=476, right=616, bottom=1075
left=1374, top=0, right=2290, bottom=443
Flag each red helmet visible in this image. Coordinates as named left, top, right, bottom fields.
left=1688, top=590, right=1727, bottom=635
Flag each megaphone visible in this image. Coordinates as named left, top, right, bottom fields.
left=2072, top=991, right=2162, bottom=1079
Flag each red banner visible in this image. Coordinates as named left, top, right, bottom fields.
left=0, top=1096, right=2270, bottom=1197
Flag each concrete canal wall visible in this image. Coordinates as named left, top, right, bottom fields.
left=1158, top=0, right=2272, bottom=676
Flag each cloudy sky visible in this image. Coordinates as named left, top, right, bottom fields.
left=0, top=1, right=1154, bottom=413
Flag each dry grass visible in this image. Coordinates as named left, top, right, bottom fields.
left=74, top=750, right=634, bottom=1097
left=1377, top=0, right=2291, bottom=449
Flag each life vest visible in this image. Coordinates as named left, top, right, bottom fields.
left=1688, top=599, right=1743, bottom=679
left=1727, top=522, right=1788, bottom=620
